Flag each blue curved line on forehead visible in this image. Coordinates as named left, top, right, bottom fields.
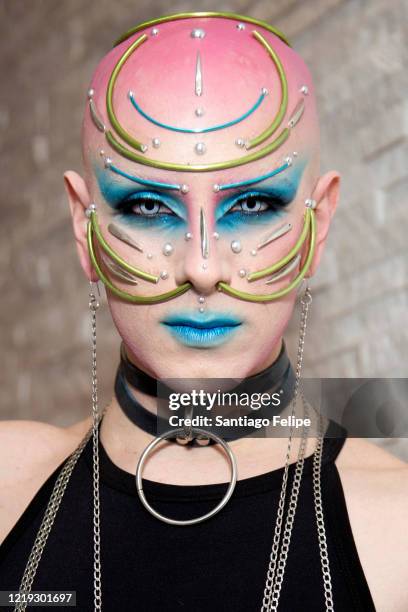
left=218, top=161, right=290, bottom=191
left=128, top=89, right=266, bottom=134
left=108, top=161, right=181, bottom=191
left=94, top=165, right=187, bottom=219
left=219, top=156, right=308, bottom=193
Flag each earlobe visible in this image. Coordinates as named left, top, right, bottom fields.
left=63, top=170, right=98, bottom=282
left=305, top=170, right=341, bottom=278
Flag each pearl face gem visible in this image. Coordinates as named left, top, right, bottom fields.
left=152, top=137, right=161, bottom=148
left=162, top=243, right=174, bottom=256
left=147, top=253, right=153, bottom=259
left=191, top=28, right=205, bottom=38
left=199, top=307, right=205, bottom=313
left=104, top=157, right=112, bottom=168
left=300, top=85, right=309, bottom=95
left=87, top=88, right=95, bottom=99
left=231, top=240, right=242, bottom=254
left=305, top=198, right=317, bottom=209
left=261, top=87, right=269, bottom=95
left=236, top=23, right=246, bottom=30
left=160, top=271, right=169, bottom=279
left=213, top=232, right=219, bottom=240
left=180, top=184, right=189, bottom=194
left=198, top=296, right=205, bottom=303
left=284, top=156, right=293, bottom=166
left=238, top=269, right=246, bottom=278
left=85, top=203, right=97, bottom=218
left=213, top=184, right=220, bottom=193
left=195, top=107, right=204, bottom=117
left=151, top=28, right=159, bottom=36
left=184, top=232, right=192, bottom=241
left=235, top=138, right=245, bottom=148
left=202, top=263, right=208, bottom=269
left=195, top=142, right=206, bottom=155
left=250, top=249, right=257, bottom=256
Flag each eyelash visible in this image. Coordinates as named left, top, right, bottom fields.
left=115, top=191, right=287, bottom=221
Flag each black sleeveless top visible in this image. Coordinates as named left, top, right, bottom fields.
left=0, top=424, right=376, bottom=611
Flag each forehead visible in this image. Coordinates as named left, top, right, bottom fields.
left=86, top=15, right=316, bottom=185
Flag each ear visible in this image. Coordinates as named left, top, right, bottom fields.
left=305, top=170, right=341, bottom=278
left=64, top=170, right=99, bottom=282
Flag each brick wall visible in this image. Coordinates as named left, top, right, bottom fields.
left=1, top=0, right=406, bottom=458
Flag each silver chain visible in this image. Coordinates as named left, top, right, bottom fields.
left=89, top=282, right=103, bottom=611
left=261, top=286, right=334, bottom=612
left=14, top=284, right=333, bottom=612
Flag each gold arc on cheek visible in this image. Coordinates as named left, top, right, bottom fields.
left=216, top=209, right=317, bottom=303
left=87, top=213, right=193, bottom=304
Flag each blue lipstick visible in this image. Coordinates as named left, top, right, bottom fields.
left=161, top=311, right=243, bottom=348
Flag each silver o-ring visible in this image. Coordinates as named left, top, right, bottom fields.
left=135, top=427, right=238, bottom=526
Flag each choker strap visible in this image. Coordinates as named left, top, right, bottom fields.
left=114, top=341, right=296, bottom=446
left=119, top=339, right=291, bottom=397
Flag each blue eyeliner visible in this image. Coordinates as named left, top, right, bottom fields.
left=217, top=161, right=290, bottom=191
left=109, top=161, right=181, bottom=191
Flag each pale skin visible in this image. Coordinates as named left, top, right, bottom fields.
left=1, top=22, right=408, bottom=612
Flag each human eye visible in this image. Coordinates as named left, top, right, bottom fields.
left=227, top=192, right=285, bottom=215
left=113, top=191, right=184, bottom=228
left=216, top=190, right=289, bottom=230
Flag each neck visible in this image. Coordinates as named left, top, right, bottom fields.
left=98, top=339, right=317, bottom=485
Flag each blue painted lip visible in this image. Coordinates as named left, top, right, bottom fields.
left=161, top=312, right=243, bottom=348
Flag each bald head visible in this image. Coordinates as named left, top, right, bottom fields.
left=82, top=14, right=320, bottom=185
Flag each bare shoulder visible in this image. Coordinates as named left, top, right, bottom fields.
left=0, top=417, right=92, bottom=544
left=335, top=437, right=408, bottom=612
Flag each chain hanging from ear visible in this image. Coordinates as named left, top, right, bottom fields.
left=89, top=279, right=103, bottom=612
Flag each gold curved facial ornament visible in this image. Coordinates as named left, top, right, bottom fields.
left=216, top=207, right=317, bottom=303
left=104, top=15, right=292, bottom=172
left=86, top=212, right=193, bottom=304
left=86, top=205, right=316, bottom=305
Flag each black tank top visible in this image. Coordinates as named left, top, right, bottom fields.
left=0, top=423, right=376, bottom=611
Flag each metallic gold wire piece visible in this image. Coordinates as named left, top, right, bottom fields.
left=103, top=13, right=292, bottom=172
left=106, top=34, right=149, bottom=154
left=89, top=212, right=158, bottom=283
left=245, top=31, right=288, bottom=150
left=87, top=214, right=192, bottom=304
left=105, top=127, right=290, bottom=172
left=113, top=12, right=291, bottom=48
left=216, top=209, right=316, bottom=302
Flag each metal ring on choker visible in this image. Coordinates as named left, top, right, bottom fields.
left=135, top=427, right=238, bottom=525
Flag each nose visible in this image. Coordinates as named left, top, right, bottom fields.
left=174, top=210, right=231, bottom=296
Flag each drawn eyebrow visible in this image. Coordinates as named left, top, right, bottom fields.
left=214, top=160, right=291, bottom=192
left=102, top=157, right=189, bottom=193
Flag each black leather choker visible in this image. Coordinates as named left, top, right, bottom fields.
left=114, top=341, right=296, bottom=446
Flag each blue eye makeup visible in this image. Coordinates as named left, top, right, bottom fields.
left=113, top=191, right=187, bottom=231
left=215, top=187, right=295, bottom=231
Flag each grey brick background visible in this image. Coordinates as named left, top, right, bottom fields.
left=0, top=1, right=407, bottom=458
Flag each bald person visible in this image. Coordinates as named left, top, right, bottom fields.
left=1, top=13, right=407, bottom=612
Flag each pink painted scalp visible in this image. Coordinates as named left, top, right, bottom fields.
left=82, top=15, right=320, bottom=178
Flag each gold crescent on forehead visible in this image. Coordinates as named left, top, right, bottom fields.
left=101, top=12, right=293, bottom=172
